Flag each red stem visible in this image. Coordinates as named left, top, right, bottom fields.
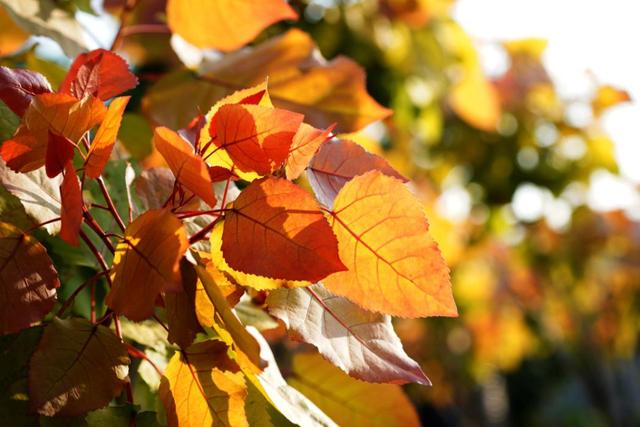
left=82, top=208, right=116, bottom=253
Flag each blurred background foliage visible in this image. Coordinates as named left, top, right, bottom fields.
left=0, top=0, right=639, bottom=426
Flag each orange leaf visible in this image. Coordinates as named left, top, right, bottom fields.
left=165, top=260, right=203, bottom=349
left=59, top=163, right=82, bottom=246
left=324, top=171, right=457, bottom=318
left=153, top=126, right=217, bottom=207
left=198, top=29, right=392, bottom=133
left=159, top=340, right=248, bottom=427
left=85, top=96, right=130, bottom=179
left=221, top=177, right=345, bottom=282
left=215, top=104, right=303, bottom=175
left=167, top=0, right=298, bottom=52
left=0, top=222, right=59, bottom=335
left=285, top=123, right=334, bottom=180
left=307, top=139, right=407, bottom=207
left=2, top=93, right=106, bottom=173
left=106, top=209, right=189, bottom=321
left=449, top=70, right=500, bottom=132
left=60, top=49, right=138, bottom=101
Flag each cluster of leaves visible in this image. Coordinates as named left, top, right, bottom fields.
left=0, top=0, right=458, bottom=425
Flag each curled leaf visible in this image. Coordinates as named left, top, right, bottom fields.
left=285, top=123, right=334, bottom=180
left=0, top=66, right=51, bottom=116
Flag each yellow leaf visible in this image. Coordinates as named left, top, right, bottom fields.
left=288, top=353, right=420, bottom=427
left=160, top=340, right=248, bottom=427
left=449, top=69, right=500, bottom=132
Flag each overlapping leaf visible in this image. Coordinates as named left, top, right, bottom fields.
left=221, top=177, right=345, bottom=282
left=0, top=222, right=59, bottom=335
left=106, top=209, right=188, bottom=321
left=159, top=340, right=248, bottom=427
left=167, top=0, right=298, bottom=52
left=60, top=49, right=138, bottom=100
left=307, top=139, right=407, bottom=207
left=0, top=159, right=62, bottom=234
left=153, top=126, right=217, bottom=206
left=267, top=283, right=429, bottom=384
left=285, top=123, right=334, bottom=180
left=59, top=164, right=82, bottom=245
left=324, top=171, right=457, bottom=318
left=214, top=104, right=303, bottom=175
left=165, top=260, right=203, bottom=349
left=289, top=353, right=421, bottom=427
left=28, top=317, right=130, bottom=416
left=85, top=96, right=130, bottom=178
left=0, top=67, right=51, bottom=116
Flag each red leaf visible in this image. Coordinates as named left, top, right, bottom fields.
left=85, top=96, right=130, bottom=178
left=222, top=177, right=345, bottom=282
left=0, top=127, right=44, bottom=173
left=153, top=126, right=217, bottom=207
left=0, top=66, right=51, bottom=116
left=59, top=163, right=82, bottom=246
left=285, top=123, right=335, bottom=180
left=307, top=139, right=408, bottom=207
left=215, top=104, right=303, bottom=175
left=208, top=166, right=238, bottom=183
left=45, top=131, right=75, bottom=178
left=60, top=49, right=138, bottom=101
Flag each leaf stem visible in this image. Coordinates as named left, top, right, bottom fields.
left=82, top=208, right=116, bottom=253
left=80, top=230, right=113, bottom=277
left=56, top=270, right=108, bottom=317
left=97, top=177, right=127, bottom=232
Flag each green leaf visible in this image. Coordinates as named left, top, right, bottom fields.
left=0, top=100, right=19, bottom=141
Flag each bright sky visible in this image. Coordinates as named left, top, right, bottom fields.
left=452, top=0, right=640, bottom=219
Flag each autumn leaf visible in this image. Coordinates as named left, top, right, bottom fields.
left=214, top=104, right=303, bottom=175
left=323, top=171, right=457, bottom=318
left=153, top=126, right=217, bottom=207
left=288, top=353, right=421, bottom=427
left=59, top=163, right=82, bottom=246
left=85, top=96, right=130, bottom=178
left=221, top=177, right=345, bottom=282
left=106, top=209, right=188, bottom=321
left=449, top=69, right=501, bottom=132
left=307, top=139, right=407, bottom=207
left=2, top=93, right=106, bottom=173
left=28, top=317, right=130, bottom=416
left=195, top=263, right=264, bottom=371
left=198, top=29, right=392, bottom=133
left=165, top=260, right=203, bottom=349
left=44, top=131, right=74, bottom=178
left=267, top=283, right=430, bottom=385
left=0, top=222, right=59, bottom=335
left=60, top=49, right=138, bottom=100
left=0, top=66, right=51, bottom=116
left=0, top=8, right=29, bottom=56
left=285, top=123, right=334, bottom=180
left=194, top=268, right=243, bottom=329
left=159, top=340, right=248, bottom=427
left=166, top=0, right=298, bottom=52
left=0, top=159, right=62, bottom=234
left=246, top=327, right=338, bottom=427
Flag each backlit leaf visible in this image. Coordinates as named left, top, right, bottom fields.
left=289, top=353, right=420, bottom=427
left=165, top=260, right=203, bottom=349
left=449, top=69, right=500, bottom=132
left=106, top=209, right=188, bottom=321
left=267, top=283, right=429, bottom=384
left=307, top=139, right=407, bottom=207
left=159, top=339, right=248, bottom=427
left=0, top=0, right=92, bottom=58
left=200, top=29, right=392, bottom=133
left=285, top=123, right=334, bottom=180
left=85, top=96, right=130, bottom=179
left=0, top=66, right=51, bottom=116
left=167, top=0, right=298, bottom=52
left=60, top=49, right=138, bottom=101
left=0, top=222, right=59, bottom=335
left=214, top=104, right=303, bottom=175
left=59, top=164, right=82, bottom=246
left=153, top=126, right=217, bottom=206
left=0, top=159, right=62, bottom=234
left=222, top=177, right=345, bottom=282
left=28, top=317, right=130, bottom=416
left=44, top=131, right=74, bottom=178
left=324, top=171, right=457, bottom=318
